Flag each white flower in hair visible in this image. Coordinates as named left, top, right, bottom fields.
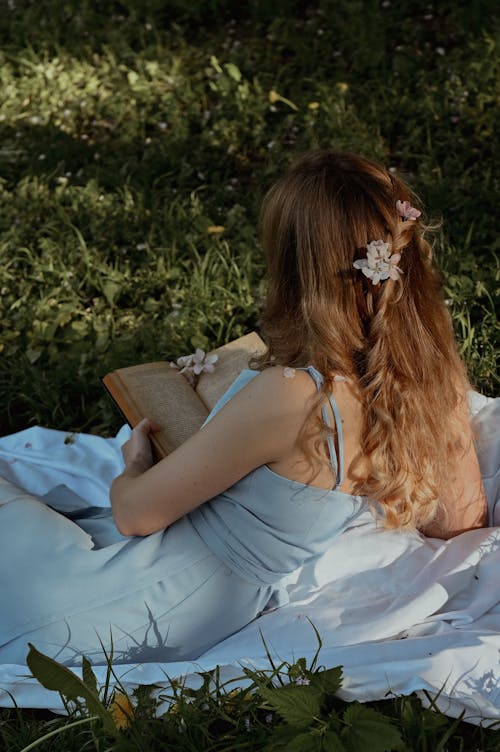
left=353, top=239, right=403, bottom=285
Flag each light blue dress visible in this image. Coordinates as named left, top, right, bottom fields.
left=0, top=367, right=365, bottom=666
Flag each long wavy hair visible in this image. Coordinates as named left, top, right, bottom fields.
left=257, top=149, right=468, bottom=529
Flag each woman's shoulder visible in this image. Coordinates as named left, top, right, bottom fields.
left=243, top=366, right=319, bottom=413
left=208, top=366, right=320, bottom=442
left=203, top=366, right=318, bottom=429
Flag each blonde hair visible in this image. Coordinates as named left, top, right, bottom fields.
left=257, top=150, right=468, bottom=530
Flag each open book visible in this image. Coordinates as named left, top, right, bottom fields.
left=101, top=332, right=266, bottom=461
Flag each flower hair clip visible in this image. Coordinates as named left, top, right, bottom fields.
left=353, top=239, right=402, bottom=285
left=396, top=200, right=421, bottom=221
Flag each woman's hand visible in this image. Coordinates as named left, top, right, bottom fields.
left=121, top=418, right=161, bottom=476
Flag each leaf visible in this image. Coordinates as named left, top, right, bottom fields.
left=102, top=280, right=121, bottom=305
left=127, top=70, right=139, bottom=86
left=306, top=618, right=324, bottom=672
left=259, top=684, right=322, bottom=728
left=209, top=55, right=223, bottom=74
left=321, top=730, right=348, bottom=751
left=25, top=347, right=42, bottom=364
left=341, top=704, right=403, bottom=752
left=26, top=644, right=118, bottom=736
left=287, top=657, right=307, bottom=681
left=225, top=63, right=242, bottom=82
left=81, top=656, right=98, bottom=694
left=283, top=731, right=320, bottom=751
left=264, top=727, right=315, bottom=752
left=257, top=628, right=286, bottom=685
left=312, top=666, right=343, bottom=696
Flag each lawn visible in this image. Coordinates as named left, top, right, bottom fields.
left=0, top=0, right=498, bottom=749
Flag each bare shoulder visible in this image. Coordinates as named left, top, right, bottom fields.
left=236, top=366, right=318, bottom=418
left=242, top=365, right=316, bottom=392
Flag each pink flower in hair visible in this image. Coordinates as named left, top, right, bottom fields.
left=396, top=200, right=421, bottom=221
left=353, top=239, right=403, bottom=285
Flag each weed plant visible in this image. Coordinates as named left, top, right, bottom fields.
left=1, top=638, right=500, bottom=751
left=0, top=0, right=499, bottom=748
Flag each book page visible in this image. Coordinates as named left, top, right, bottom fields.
left=196, top=331, right=266, bottom=410
left=102, top=333, right=267, bottom=460
left=116, top=364, right=209, bottom=455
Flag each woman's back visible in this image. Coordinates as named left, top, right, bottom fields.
left=267, top=370, right=366, bottom=495
left=263, top=366, right=486, bottom=538
left=257, top=149, right=487, bottom=537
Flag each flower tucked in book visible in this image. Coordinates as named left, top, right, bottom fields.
left=170, top=349, right=218, bottom=386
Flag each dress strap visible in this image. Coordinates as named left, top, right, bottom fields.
left=300, top=366, right=345, bottom=489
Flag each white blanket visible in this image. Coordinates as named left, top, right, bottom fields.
left=0, top=392, right=498, bottom=722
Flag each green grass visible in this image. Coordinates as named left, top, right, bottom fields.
left=0, top=0, right=498, bottom=436
left=0, top=0, right=499, bottom=747
left=0, top=640, right=499, bottom=751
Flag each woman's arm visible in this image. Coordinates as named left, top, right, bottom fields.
left=110, top=367, right=316, bottom=536
left=421, top=391, right=487, bottom=540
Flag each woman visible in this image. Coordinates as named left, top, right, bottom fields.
left=0, top=150, right=486, bottom=666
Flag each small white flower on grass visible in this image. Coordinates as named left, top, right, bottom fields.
left=295, top=677, right=310, bottom=685
left=353, top=239, right=402, bottom=285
